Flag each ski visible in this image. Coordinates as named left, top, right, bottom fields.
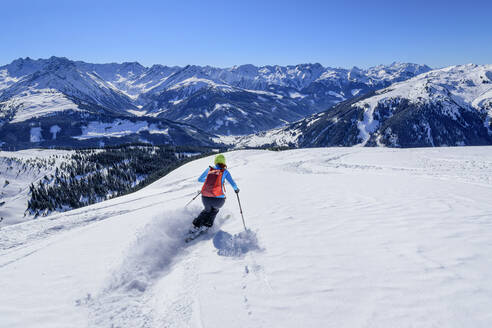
left=185, top=227, right=209, bottom=243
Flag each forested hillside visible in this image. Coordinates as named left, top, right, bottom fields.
left=26, top=145, right=214, bottom=216
left=1, top=145, right=216, bottom=222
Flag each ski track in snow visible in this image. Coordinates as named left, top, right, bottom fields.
left=1, top=148, right=492, bottom=327
left=87, top=207, right=215, bottom=328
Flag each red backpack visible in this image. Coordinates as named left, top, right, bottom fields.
left=201, top=166, right=225, bottom=197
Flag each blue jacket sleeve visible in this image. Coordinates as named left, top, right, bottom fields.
left=198, top=167, right=210, bottom=182
left=223, top=169, right=238, bottom=191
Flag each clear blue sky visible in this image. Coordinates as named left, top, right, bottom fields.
left=1, top=0, right=491, bottom=68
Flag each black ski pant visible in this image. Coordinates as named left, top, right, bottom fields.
left=193, top=196, right=225, bottom=228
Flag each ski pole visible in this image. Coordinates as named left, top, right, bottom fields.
left=185, top=190, right=201, bottom=207
left=236, top=192, right=247, bottom=231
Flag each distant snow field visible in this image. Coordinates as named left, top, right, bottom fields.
left=1, top=147, right=492, bottom=327
left=74, top=119, right=170, bottom=140
left=6, top=88, right=80, bottom=123
left=29, top=127, right=43, bottom=142
left=50, top=125, right=61, bottom=140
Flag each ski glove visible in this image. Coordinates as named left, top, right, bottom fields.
left=235, top=188, right=240, bottom=194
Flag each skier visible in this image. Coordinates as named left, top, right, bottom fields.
left=191, top=154, right=239, bottom=231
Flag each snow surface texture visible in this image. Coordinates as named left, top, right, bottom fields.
left=1, top=148, right=492, bottom=327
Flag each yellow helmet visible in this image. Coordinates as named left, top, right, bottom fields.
left=214, top=154, right=226, bottom=165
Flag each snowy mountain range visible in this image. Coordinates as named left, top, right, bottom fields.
left=0, top=57, right=431, bottom=148
left=228, top=64, right=492, bottom=148
left=0, top=57, right=218, bottom=148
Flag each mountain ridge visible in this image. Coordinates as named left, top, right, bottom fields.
left=0, top=57, right=432, bottom=139
left=226, top=64, right=492, bottom=148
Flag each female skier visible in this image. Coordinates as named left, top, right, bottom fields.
left=192, top=154, right=239, bottom=230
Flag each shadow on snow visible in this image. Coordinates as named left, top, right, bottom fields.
left=213, top=229, right=261, bottom=257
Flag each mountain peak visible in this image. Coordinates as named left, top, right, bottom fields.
left=45, top=56, right=75, bottom=70
left=121, top=61, right=145, bottom=69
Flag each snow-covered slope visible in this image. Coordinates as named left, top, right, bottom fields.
left=235, top=64, right=492, bottom=148
left=352, top=64, right=492, bottom=146
left=2, top=147, right=492, bottom=327
left=0, top=149, right=73, bottom=225
left=0, top=57, right=137, bottom=123
left=75, top=61, right=149, bottom=98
